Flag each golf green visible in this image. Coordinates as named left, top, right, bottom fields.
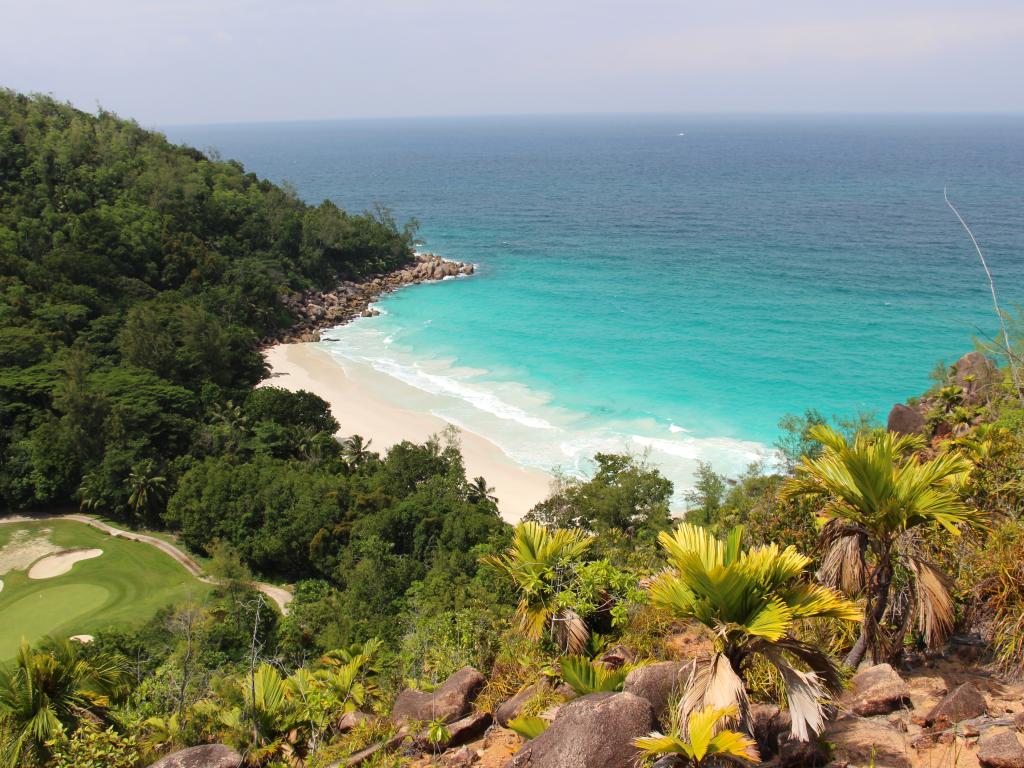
left=0, top=520, right=210, bottom=658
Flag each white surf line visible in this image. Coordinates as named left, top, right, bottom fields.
left=0, top=514, right=293, bottom=615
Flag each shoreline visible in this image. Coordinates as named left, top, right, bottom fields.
left=263, top=343, right=554, bottom=522
left=266, top=252, right=475, bottom=345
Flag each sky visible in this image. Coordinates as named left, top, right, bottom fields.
left=3, top=0, right=1024, bottom=125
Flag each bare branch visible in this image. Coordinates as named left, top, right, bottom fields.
left=944, top=187, right=1022, bottom=401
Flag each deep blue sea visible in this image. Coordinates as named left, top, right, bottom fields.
left=165, top=115, right=1024, bottom=491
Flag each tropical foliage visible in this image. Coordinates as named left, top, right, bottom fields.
left=782, top=424, right=984, bottom=666
left=192, top=640, right=382, bottom=766
left=634, top=704, right=760, bottom=766
left=0, top=638, right=132, bottom=767
left=507, top=715, right=550, bottom=741
left=481, top=522, right=596, bottom=654
left=557, top=656, right=629, bottom=695
left=648, top=523, right=859, bottom=741
left=5, top=85, right=1024, bottom=768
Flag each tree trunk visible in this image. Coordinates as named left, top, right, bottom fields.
left=844, top=552, right=892, bottom=668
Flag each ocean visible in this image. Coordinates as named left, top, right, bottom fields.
left=165, top=115, right=1024, bottom=495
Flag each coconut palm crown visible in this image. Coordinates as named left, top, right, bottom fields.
left=649, top=522, right=859, bottom=742
left=781, top=424, right=984, bottom=667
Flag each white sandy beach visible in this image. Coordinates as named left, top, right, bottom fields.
left=263, top=343, right=554, bottom=522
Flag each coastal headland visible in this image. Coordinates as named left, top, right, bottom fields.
left=264, top=253, right=554, bottom=521
left=267, top=252, right=475, bottom=345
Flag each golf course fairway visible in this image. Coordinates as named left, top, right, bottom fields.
left=0, top=519, right=210, bottom=658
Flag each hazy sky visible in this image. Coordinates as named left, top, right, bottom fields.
left=4, top=0, right=1024, bottom=125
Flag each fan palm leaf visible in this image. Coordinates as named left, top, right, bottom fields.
left=782, top=425, right=985, bottom=665
left=481, top=522, right=594, bottom=647
left=650, top=524, right=856, bottom=741
left=635, top=704, right=760, bottom=766
left=558, top=656, right=629, bottom=695
left=0, top=638, right=130, bottom=767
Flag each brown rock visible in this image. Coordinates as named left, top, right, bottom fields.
left=504, top=692, right=655, bottom=768
left=924, top=682, right=988, bottom=728
left=496, top=681, right=549, bottom=727
left=415, top=712, right=492, bottom=751
left=598, top=644, right=637, bottom=670
left=887, top=403, right=926, bottom=435
left=777, top=732, right=829, bottom=768
left=443, top=746, right=479, bottom=767
left=338, top=710, right=376, bottom=733
left=622, top=662, right=687, bottom=725
left=147, top=745, right=242, bottom=768
left=392, top=666, right=486, bottom=724
left=954, top=351, right=996, bottom=400
left=978, top=730, right=1024, bottom=768
left=1014, top=712, right=1024, bottom=732
left=825, top=715, right=911, bottom=768
left=844, top=664, right=911, bottom=717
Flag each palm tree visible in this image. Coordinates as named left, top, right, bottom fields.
left=200, top=642, right=384, bottom=765
left=781, top=425, right=984, bottom=667
left=126, top=460, right=167, bottom=524
left=316, top=638, right=384, bottom=714
left=466, top=476, right=498, bottom=505
left=634, top=704, right=760, bottom=767
left=340, top=435, right=373, bottom=469
left=648, top=523, right=859, bottom=742
left=77, top=471, right=105, bottom=513
left=481, top=522, right=595, bottom=655
left=292, top=427, right=334, bottom=465
left=0, top=637, right=131, bottom=767
left=558, top=656, right=629, bottom=695
left=206, top=664, right=303, bottom=767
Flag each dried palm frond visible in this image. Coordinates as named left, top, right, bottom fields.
left=908, top=557, right=955, bottom=649
left=679, top=654, right=749, bottom=738
left=817, top=519, right=867, bottom=595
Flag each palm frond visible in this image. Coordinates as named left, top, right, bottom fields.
left=659, top=523, right=727, bottom=571
left=552, top=608, right=590, bottom=656
left=634, top=704, right=759, bottom=764
left=507, top=716, right=550, bottom=740
left=680, top=654, right=748, bottom=736
left=908, top=557, right=956, bottom=649
left=767, top=653, right=828, bottom=742
left=816, top=523, right=867, bottom=595
left=782, top=582, right=861, bottom=622
left=558, top=656, right=628, bottom=695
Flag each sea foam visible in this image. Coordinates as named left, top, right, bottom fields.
left=320, top=319, right=772, bottom=505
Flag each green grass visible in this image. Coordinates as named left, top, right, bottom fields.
left=0, top=520, right=210, bottom=658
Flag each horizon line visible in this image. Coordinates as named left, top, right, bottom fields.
left=156, top=109, right=1024, bottom=131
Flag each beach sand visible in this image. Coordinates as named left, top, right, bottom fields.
left=263, top=343, right=554, bottom=522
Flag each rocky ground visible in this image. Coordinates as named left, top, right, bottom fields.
left=266, top=253, right=475, bottom=345
left=149, top=636, right=1024, bottom=768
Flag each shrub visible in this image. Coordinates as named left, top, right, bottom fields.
left=49, top=726, right=144, bottom=768
left=962, top=519, right=1024, bottom=674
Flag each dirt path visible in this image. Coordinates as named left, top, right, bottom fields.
left=0, top=513, right=293, bottom=615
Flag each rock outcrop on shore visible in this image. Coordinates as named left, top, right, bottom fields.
left=268, top=253, right=475, bottom=345
left=886, top=351, right=999, bottom=440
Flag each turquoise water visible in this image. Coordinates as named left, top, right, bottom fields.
left=167, top=116, right=1024, bottom=490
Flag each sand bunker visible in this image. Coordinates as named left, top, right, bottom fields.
left=0, top=528, right=61, bottom=575
left=28, top=548, right=103, bottom=579
left=70, top=634, right=94, bottom=643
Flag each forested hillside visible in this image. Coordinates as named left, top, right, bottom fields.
left=0, top=89, right=415, bottom=513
